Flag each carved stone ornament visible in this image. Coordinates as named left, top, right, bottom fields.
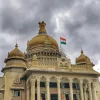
left=27, top=60, right=32, bottom=68
left=59, top=58, right=68, bottom=67
left=14, top=76, right=20, bottom=83
left=32, top=55, right=37, bottom=60
left=30, top=75, right=36, bottom=80
left=39, top=21, right=46, bottom=33
left=29, top=76, right=35, bottom=85
left=92, top=78, right=97, bottom=82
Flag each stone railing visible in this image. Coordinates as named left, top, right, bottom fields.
left=71, top=64, right=93, bottom=71
left=12, top=96, right=22, bottom=100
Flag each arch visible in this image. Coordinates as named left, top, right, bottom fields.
left=73, top=78, right=80, bottom=83
left=60, top=77, right=70, bottom=90
left=61, top=77, right=70, bottom=82
left=49, top=76, right=57, bottom=83
left=50, top=76, right=57, bottom=80
left=83, top=78, right=89, bottom=83
left=40, top=76, right=46, bottom=82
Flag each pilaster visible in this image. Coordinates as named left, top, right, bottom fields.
left=79, top=79, right=84, bottom=100
left=46, top=78, right=50, bottom=100
left=57, top=78, right=61, bottom=100
left=69, top=79, right=73, bottom=100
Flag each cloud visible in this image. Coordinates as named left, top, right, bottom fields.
left=0, top=0, right=100, bottom=75
left=93, top=60, right=100, bottom=73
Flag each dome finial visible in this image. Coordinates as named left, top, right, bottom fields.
left=38, top=21, right=46, bottom=34
left=81, top=49, right=83, bottom=54
left=81, top=45, right=83, bottom=54
left=15, top=43, right=18, bottom=48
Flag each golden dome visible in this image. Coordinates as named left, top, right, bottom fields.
left=27, top=21, right=59, bottom=49
left=76, top=50, right=91, bottom=64
left=8, top=44, right=25, bottom=58
left=28, top=34, right=58, bottom=49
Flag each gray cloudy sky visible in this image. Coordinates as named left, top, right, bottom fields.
left=0, top=0, right=100, bottom=75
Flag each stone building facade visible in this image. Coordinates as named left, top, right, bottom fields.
left=0, top=21, right=100, bottom=100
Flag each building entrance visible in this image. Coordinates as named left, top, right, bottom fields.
left=50, top=94, right=58, bottom=100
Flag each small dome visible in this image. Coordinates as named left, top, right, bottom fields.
left=76, top=50, right=91, bottom=65
left=8, top=44, right=25, bottom=58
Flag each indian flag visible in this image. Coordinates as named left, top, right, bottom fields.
left=60, top=37, right=66, bottom=44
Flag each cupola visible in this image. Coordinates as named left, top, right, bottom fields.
left=76, top=49, right=93, bottom=65
left=2, top=44, right=27, bottom=72
left=8, top=43, right=25, bottom=58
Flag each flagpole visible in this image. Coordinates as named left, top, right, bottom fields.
left=60, top=37, right=61, bottom=50
left=60, top=37, right=62, bottom=52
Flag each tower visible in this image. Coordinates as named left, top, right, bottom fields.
left=2, top=44, right=27, bottom=100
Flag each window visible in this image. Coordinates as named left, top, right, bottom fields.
left=50, top=82, right=57, bottom=88
left=14, top=90, right=20, bottom=96
left=41, top=93, right=45, bottom=100
left=73, top=94, right=77, bottom=100
left=61, top=83, right=69, bottom=88
left=73, top=83, right=79, bottom=89
left=35, top=93, right=37, bottom=100
left=40, top=82, right=45, bottom=87
left=65, top=94, right=69, bottom=100
left=51, top=94, right=58, bottom=100
left=65, top=83, right=69, bottom=88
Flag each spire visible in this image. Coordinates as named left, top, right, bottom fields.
left=38, top=21, right=47, bottom=34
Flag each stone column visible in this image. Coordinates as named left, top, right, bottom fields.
left=57, top=78, right=61, bottom=100
left=92, top=82, right=97, bottom=100
left=27, top=85, right=29, bottom=100
left=30, top=78, right=35, bottom=100
left=88, top=82, right=92, bottom=100
left=83, top=84, right=87, bottom=100
left=69, top=79, right=73, bottom=100
left=37, top=78, right=40, bottom=100
left=46, top=78, right=50, bottom=100
left=79, top=79, right=84, bottom=100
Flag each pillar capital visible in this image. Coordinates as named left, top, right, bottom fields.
left=30, top=78, right=35, bottom=85
left=92, top=78, right=98, bottom=82
left=83, top=85, right=87, bottom=91
left=88, top=82, right=91, bottom=84
left=88, top=82, right=92, bottom=87
left=37, top=77, right=40, bottom=81
left=46, top=79, right=50, bottom=87
left=69, top=78, right=73, bottom=83
left=30, top=75, right=36, bottom=79
left=57, top=77, right=61, bottom=82
left=46, top=77, right=50, bottom=82
left=79, top=78, right=84, bottom=83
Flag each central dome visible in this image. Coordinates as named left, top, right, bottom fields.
left=27, top=21, right=59, bottom=50
left=28, top=34, right=58, bottom=49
